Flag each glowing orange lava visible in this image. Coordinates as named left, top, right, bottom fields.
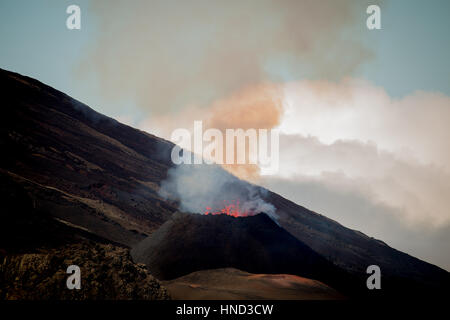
left=204, top=200, right=250, bottom=217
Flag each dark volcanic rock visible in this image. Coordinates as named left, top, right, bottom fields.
left=0, top=168, right=170, bottom=300
left=0, top=242, right=170, bottom=300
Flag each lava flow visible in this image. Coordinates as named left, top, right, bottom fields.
left=204, top=200, right=251, bottom=217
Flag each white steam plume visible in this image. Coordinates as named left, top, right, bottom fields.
left=158, top=163, right=278, bottom=221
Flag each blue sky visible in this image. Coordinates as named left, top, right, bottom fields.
left=1, top=0, right=449, bottom=113
left=0, top=0, right=92, bottom=96
left=357, top=0, right=450, bottom=97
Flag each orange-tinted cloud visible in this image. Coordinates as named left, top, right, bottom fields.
left=204, top=84, right=283, bottom=180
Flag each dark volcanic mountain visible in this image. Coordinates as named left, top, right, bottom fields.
left=1, top=68, right=449, bottom=299
left=0, top=69, right=177, bottom=248
left=131, top=212, right=362, bottom=296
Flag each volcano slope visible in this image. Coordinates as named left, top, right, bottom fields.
left=1, top=68, right=449, bottom=299
left=0, top=68, right=177, bottom=247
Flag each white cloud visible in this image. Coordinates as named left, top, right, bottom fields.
left=279, top=79, right=450, bottom=169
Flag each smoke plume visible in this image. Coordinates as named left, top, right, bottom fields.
left=78, top=0, right=375, bottom=115
left=158, top=163, right=278, bottom=221
left=139, top=83, right=284, bottom=180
